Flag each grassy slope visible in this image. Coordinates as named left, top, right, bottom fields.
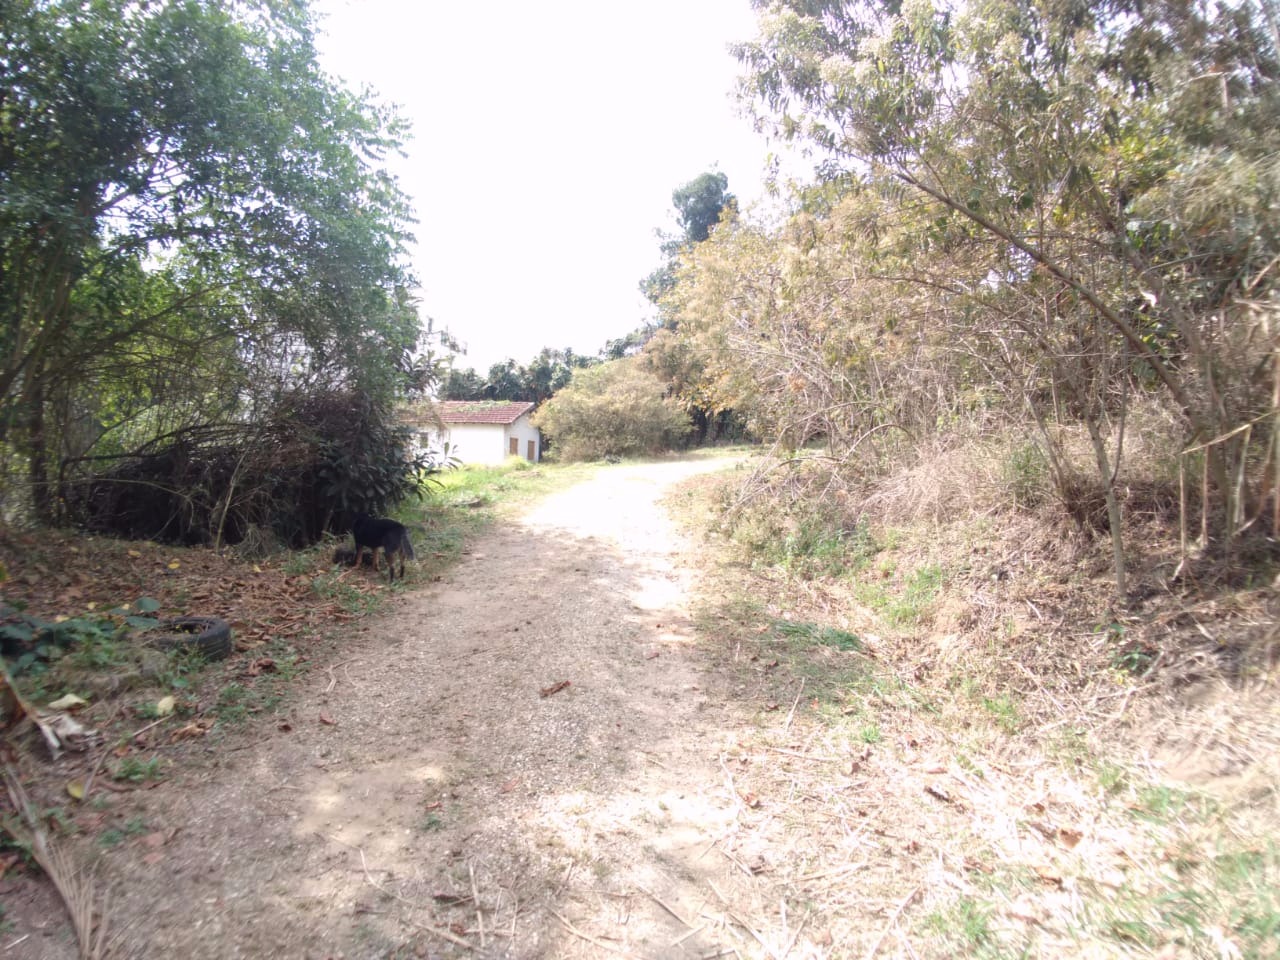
left=668, top=450, right=1279, bottom=959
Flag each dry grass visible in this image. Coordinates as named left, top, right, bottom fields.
left=673, top=438, right=1280, bottom=959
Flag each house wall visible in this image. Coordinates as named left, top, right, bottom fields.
left=505, top=413, right=541, bottom=462
left=441, top=422, right=508, bottom=466
left=414, top=414, right=541, bottom=466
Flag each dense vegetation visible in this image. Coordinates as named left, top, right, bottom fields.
left=0, top=0, right=440, bottom=542
left=642, top=0, right=1278, bottom=593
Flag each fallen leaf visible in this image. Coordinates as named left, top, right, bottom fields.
left=66, top=780, right=85, bottom=801
left=245, top=657, right=276, bottom=677
left=155, top=696, right=175, bottom=717
left=500, top=778, right=520, bottom=793
left=48, top=693, right=89, bottom=711
left=252, top=564, right=262, bottom=573
left=278, top=721, right=293, bottom=732
left=170, top=721, right=211, bottom=741
left=1034, top=864, right=1063, bottom=887
left=128, top=550, right=141, bottom=558
left=167, top=561, right=180, bottom=570
left=141, top=852, right=165, bottom=866
left=141, top=831, right=167, bottom=849
left=925, top=783, right=958, bottom=806
left=740, top=791, right=761, bottom=808
left=1058, top=828, right=1083, bottom=849
left=539, top=680, right=571, bottom=698
left=319, top=712, right=337, bottom=725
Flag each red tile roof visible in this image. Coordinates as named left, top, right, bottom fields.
left=437, top=401, right=535, bottom=425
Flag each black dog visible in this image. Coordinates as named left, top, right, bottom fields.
left=351, top=513, right=415, bottom=582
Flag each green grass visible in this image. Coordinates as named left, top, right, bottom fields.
left=771, top=618, right=862, bottom=651
left=113, top=756, right=163, bottom=782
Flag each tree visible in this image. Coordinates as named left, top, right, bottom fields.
left=641, top=171, right=737, bottom=308
left=441, top=349, right=596, bottom=404
left=672, top=171, right=736, bottom=245
left=1, top=0, right=420, bottom=522
left=531, top=359, right=692, bottom=461
left=736, top=0, right=1280, bottom=588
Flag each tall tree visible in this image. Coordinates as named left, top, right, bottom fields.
left=736, top=0, right=1280, bottom=582
left=0, top=0, right=420, bottom=520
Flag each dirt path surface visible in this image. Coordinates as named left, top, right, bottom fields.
left=30, top=458, right=770, bottom=959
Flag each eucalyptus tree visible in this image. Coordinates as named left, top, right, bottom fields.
left=1, top=0, right=421, bottom=520
left=736, top=0, right=1280, bottom=585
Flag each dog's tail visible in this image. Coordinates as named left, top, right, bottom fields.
left=400, top=530, right=416, bottom=561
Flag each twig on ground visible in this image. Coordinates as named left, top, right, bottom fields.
left=324, top=658, right=361, bottom=694
left=780, top=908, right=810, bottom=960
left=761, top=745, right=842, bottom=763
left=783, top=678, right=806, bottom=732
left=668, top=923, right=706, bottom=948
left=550, top=910, right=635, bottom=956
left=80, top=703, right=125, bottom=802
left=468, top=860, right=485, bottom=949
left=708, top=881, right=777, bottom=959
left=130, top=714, right=172, bottom=741
left=637, top=884, right=693, bottom=928
left=865, top=885, right=920, bottom=960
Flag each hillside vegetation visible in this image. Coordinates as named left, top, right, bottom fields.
left=640, top=0, right=1278, bottom=598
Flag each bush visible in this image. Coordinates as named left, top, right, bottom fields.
left=62, top=389, right=440, bottom=547
left=532, top=359, right=692, bottom=462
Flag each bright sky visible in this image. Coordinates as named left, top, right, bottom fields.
left=311, top=0, right=781, bottom=372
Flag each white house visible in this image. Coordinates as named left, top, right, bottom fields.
left=407, top=401, right=541, bottom=466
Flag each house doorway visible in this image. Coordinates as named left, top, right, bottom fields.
left=527, top=440, right=536, bottom=461
left=509, top=437, right=518, bottom=456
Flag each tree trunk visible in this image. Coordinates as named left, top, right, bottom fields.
left=26, top=377, right=53, bottom=525
left=1085, top=414, right=1127, bottom=596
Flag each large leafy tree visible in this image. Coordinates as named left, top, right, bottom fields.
left=1, top=0, right=420, bottom=520
left=736, top=0, right=1280, bottom=582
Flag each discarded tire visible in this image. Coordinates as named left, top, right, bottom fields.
left=146, top=616, right=233, bottom=660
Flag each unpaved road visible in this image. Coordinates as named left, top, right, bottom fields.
left=21, top=458, right=773, bottom=959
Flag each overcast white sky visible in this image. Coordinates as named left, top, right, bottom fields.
left=311, top=0, right=783, bottom=372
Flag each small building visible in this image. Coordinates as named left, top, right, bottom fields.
left=406, top=401, right=541, bottom=466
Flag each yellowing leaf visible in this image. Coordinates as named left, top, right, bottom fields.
left=155, top=696, right=176, bottom=717
left=128, top=550, right=141, bottom=558
left=86, top=601, right=96, bottom=610
left=66, top=780, right=85, bottom=801
left=252, top=564, right=262, bottom=573
left=167, top=561, right=181, bottom=570
left=48, top=693, right=89, bottom=710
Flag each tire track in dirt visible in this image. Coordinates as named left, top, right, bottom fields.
left=40, top=457, right=764, bottom=959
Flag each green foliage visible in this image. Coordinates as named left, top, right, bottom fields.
left=113, top=757, right=163, bottom=783
left=1, top=597, right=158, bottom=676
left=532, top=358, right=692, bottom=462
left=442, top=349, right=597, bottom=404
left=772, top=619, right=862, bottom=652
left=0, top=0, right=424, bottom=522
left=64, top=388, right=440, bottom=547
left=671, top=172, right=735, bottom=246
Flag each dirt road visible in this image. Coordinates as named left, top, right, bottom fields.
left=31, top=458, right=773, bottom=959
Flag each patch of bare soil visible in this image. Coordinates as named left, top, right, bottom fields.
left=6, top=457, right=786, bottom=959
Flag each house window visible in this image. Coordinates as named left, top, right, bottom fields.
left=509, top=437, right=518, bottom=456
left=527, top=440, right=536, bottom=461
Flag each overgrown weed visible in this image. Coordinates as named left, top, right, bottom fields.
left=670, top=438, right=1280, bottom=959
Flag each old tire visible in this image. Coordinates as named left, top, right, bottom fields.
left=146, top=616, right=233, bottom=661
